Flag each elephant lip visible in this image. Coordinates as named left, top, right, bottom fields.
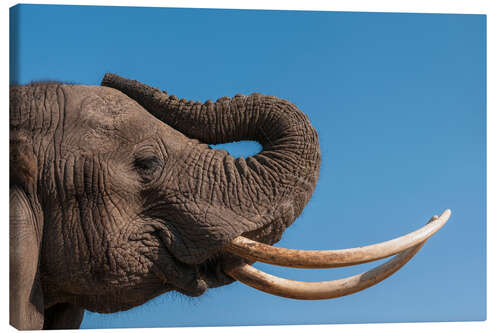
left=171, top=251, right=245, bottom=295
left=152, top=240, right=241, bottom=297
left=152, top=263, right=208, bottom=297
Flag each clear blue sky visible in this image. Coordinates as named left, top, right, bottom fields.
left=10, top=4, right=486, bottom=328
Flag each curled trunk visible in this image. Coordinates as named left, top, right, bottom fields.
left=102, top=74, right=321, bottom=263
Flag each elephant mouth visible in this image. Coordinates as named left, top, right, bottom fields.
left=220, top=210, right=451, bottom=300
left=151, top=243, right=243, bottom=297
left=163, top=255, right=248, bottom=298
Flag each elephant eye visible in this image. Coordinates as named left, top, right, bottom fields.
left=133, top=155, right=162, bottom=182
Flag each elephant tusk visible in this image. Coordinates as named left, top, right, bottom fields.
left=224, top=241, right=425, bottom=300
left=227, top=209, right=451, bottom=269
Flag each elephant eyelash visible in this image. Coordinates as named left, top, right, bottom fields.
left=133, top=156, right=162, bottom=181
left=134, top=156, right=160, bottom=170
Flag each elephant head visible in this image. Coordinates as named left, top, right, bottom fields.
left=9, top=74, right=450, bottom=329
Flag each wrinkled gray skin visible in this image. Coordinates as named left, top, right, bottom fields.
left=10, top=74, right=321, bottom=330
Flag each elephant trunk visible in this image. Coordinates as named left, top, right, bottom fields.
left=101, top=74, right=321, bottom=262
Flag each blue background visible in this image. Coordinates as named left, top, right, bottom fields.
left=10, top=4, right=486, bottom=328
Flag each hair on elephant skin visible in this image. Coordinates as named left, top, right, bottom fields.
left=9, top=74, right=321, bottom=329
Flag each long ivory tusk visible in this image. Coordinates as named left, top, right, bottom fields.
left=227, top=209, right=451, bottom=268
left=225, top=241, right=425, bottom=300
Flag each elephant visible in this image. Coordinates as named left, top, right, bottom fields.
left=9, top=73, right=450, bottom=330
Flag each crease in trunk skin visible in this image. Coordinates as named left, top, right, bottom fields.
left=101, top=74, right=321, bottom=259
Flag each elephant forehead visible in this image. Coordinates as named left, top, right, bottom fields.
left=62, top=85, right=157, bottom=148
left=75, top=86, right=141, bottom=128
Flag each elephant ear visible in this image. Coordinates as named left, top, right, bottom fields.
left=10, top=139, right=45, bottom=330
left=10, top=186, right=44, bottom=330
